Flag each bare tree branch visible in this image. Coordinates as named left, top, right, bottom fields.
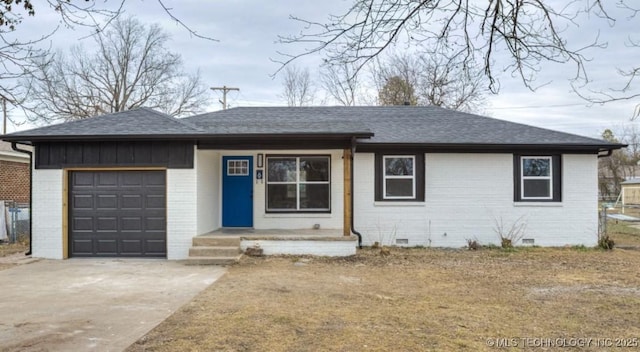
left=276, top=0, right=617, bottom=93
left=280, top=65, right=316, bottom=106
left=0, top=1, right=216, bottom=119
left=372, top=50, right=487, bottom=112
left=156, top=0, right=219, bottom=41
left=320, top=62, right=360, bottom=106
left=22, top=16, right=209, bottom=122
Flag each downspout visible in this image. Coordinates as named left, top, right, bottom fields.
left=349, top=137, right=363, bottom=248
left=11, top=142, right=32, bottom=256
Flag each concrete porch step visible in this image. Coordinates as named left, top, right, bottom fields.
left=192, top=236, right=241, bottom=247
left=181, top=255, right=243, bottom=266
left=189, top=246, right=240, bottom=257
left=187, top=235, right=243, bottom=265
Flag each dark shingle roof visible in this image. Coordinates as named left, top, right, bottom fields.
left=186, top=109, right=371, bottom=135
left=2, top=105, right=623, bottom=151
left=3, top=108, right=203, bottom=140
left=186, top=106, right=618, bottom=148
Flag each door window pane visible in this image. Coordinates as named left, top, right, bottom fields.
left=227, top=160, right=249, bottom=176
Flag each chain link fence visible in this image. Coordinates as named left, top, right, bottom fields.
left=598, top=205, right=607, bottom=238
left=1, top=201, right=30, bottom=243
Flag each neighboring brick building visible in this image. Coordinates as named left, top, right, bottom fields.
left=0, top=141, right=30, bottom=203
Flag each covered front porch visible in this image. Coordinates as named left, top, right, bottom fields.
left=187, top=145, right=358, bottom=261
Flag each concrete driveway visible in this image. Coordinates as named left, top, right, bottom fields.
left=0, top=259, right=226, bottom=352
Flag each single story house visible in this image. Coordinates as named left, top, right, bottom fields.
left=1, top=106, right=624, bottom=260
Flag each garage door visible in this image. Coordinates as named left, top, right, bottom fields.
left=69, top=170, right=167, bottom=257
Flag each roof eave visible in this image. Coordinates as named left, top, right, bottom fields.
left=1, top=131, right=374, bottom=143
left=355, top=142, right=627, bottom=153
left=0, top=134, right=204, bottom=143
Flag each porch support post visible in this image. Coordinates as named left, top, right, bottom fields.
left=343, top=148, right=352, bottom=236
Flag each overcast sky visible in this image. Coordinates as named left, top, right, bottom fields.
left=6, top=0, right=639, bottom=139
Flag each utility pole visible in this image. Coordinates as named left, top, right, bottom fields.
left=210, top=86, right=239, bottom=110
left=2, top=96, right=6, bottom=135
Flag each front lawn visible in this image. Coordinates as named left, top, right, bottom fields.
left=128, top=246, right=640, bottom=352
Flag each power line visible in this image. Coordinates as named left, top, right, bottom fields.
left=488, top=103, right=587, bottom=110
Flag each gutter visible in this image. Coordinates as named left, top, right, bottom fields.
left=597, top=149, right=614, bottom=158
left=1, top=132, right=374, bottom=143
left=349, top=137, right=363, bottom=248
left=10, top=142, right=32, bottom=256
left=356, top=142, right=626, bottom=154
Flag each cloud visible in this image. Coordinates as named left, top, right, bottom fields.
left=4, top=0, right=639, bottom=139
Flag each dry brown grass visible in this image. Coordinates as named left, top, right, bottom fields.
left=128, top=246, right=640, bottom=352
left=0, top=241, right=29, bottom=271
left=0, top=242, right=28, bottom=258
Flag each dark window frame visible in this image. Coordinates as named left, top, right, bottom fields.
left=265, top=154, right=332, bottom=213
left=513, top=154, right=562, bottom=202
left=375, top=153, right=425, bottom=202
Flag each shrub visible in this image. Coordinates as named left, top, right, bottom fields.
left=598, top=234, right=615, bottom=250
left=466, top=238, right=481, bottom=250
left=494, top=216, right=527, bottom=248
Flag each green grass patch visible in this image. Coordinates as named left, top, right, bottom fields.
left=607, top=220, right=640, bottom=235
left=570, top=244, right=594, bottom=252
left=606, top=220, right=640, bottom=247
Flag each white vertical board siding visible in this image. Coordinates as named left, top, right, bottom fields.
left=31, top=169, right=64, bottom=259
left=196, top=150, right=220, bottom=234
left=354, top=153, right=598, bottom=247
left=167, top=168, right=198, bottom=259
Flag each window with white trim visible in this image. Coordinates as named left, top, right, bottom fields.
left=266, top=156, right=330, bottom=212
left=375, top=153, right=425, bottom=202
left=520, top=157, right=552, bottom=199
left=383, top=155, right=416, bottom=199
left=227, top=159, right=249, bottom=176
left=514, top=154, right=561, bottom=202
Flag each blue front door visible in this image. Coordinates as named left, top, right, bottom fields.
left=222, top=156, right=253, bottom=227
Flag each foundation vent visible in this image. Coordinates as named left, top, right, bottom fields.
left=396, top=239, right=409, bottom=245
left=522, top=238, right=535, bottom=245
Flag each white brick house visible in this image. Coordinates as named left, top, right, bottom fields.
left=2, top=106, right=624, bottom=259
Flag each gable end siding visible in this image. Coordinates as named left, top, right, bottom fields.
left=35, top=141, right=194, bottom=169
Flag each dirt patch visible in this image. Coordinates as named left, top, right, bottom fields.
left=0, top=242, right=28, bottom=257
left=128, top=247, right=640, bottom=352
left=0, top=242, right=29, bottom=271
